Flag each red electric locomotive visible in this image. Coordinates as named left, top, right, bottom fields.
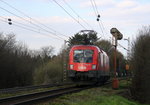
left=68, top=45, right=110, bottom=84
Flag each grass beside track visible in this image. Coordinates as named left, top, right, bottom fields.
left=39, top=80, right=148, bottom=105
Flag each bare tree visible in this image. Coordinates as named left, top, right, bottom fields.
left=131, top=26, right=150, bottom=104
left=41, top=46, right=54, bottom=60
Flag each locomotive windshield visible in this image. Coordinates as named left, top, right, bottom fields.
left=73, top=50, right=94, bottom=63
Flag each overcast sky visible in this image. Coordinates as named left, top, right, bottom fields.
left=0, top=0, right=150, bottom=56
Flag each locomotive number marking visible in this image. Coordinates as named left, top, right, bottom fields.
left=78, top=66, right=86, bottom=70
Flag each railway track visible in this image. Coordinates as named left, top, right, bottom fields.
left=0, top=85, right=92, bottom=105
left=0, top=78, right=127, bottom=105
left=0, top=77, right=127, bottom=94
left=0, top=82, right=73, bottom=94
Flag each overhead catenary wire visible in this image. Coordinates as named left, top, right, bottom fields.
left=0, top=0, right=68, bottom=38
left=0, top=16, right=42, bottom=31
left=93, top=0, right=109, bottom=36
left=90, top=0, right=110, bottom=40
left=98, top=20, right=104, bottom=36
left=0, top=18, right=63, bottom=40
left=62, top=0, right=94, bottom=30
left=90, top=0, right=98, bottom=17
left=0, top=6, right=67, bottom=40
left=90, top=0, right=105, bottom=38
left=52, top=0, right=87, bottom=30
left=118, top=43, right=128, bottom=51
left=62, top=0, right=103, bottom=37
left=0, top=18, right=64, bottom=40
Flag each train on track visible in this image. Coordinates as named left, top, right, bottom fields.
left=68, top=45, right=110, bottom=84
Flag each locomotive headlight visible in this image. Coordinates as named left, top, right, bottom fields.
left=92, top=65, right=96, bottom=69
left=70, top=65, right=74, bottom=69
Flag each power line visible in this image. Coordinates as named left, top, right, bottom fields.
left=14, top=24, right=63, bottom=40
left=0, top=16, right=66, bottom=40
left=0, top=6, right=66, bottom=40
left=52, top=0, right=87, bottom=30
left=118, top=43, right=128, bottom=51
left=62, top=0, right=94, bottom=30
left=0, top=18, right=63, bottom=40
left=93, top=0, right=109, bottom=37
left=0, top=0, right=68, bottom=38
left=98, top=21, right=104, bottom=36
left=90, top=0, right=110, bottom=40
left=90, top=0, right=105, bottom=38
left=0, top=16, right=41, bottom=31
left=90, top=0, right=97, bottom=17
left=0, top=0, right=67, bottom=38
left=92, top=0, right=99, bottom=15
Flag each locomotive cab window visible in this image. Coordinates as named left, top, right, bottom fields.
left=73, top=50, right=94, bottom=63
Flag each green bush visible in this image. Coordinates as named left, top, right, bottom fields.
left=34, top=58, right=63, bottom=85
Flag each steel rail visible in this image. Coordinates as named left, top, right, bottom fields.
left=0, top=85, right=91, bottom=105
left=0, top=82, right=73, bottom=94
left=0, top=77, right=127, bottom=105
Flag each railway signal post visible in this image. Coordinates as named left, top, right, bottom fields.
left=63, top=40, right=67, bottom=82
left=110, top=28, right=123, bottom=89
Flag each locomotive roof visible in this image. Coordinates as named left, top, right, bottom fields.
left=70, top=45, right=108, bottom=57
left=71, top=45, right=106, bottom=54
left=71, top=45, right=99, bottom=48
left=70, top=45, right=101, bottom=51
